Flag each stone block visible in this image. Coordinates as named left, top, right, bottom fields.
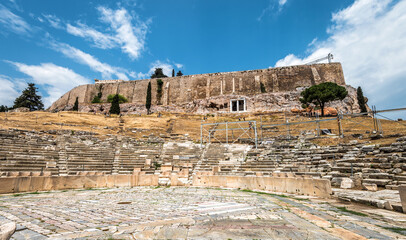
left=340, top=178, right=354, bottom=189
left=0, top=222, right=16, bottom=240
left=362, top=183, right=378, bottom=191
left=399, top=185, right=406, bottom=213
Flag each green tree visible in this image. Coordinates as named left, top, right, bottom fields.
left=156, top=79, right=163, bottom=105
left=13, top=83, right=44, bottom=111
left=91, top=92, right=102, bottom=103
left=151, top=68, right=167, bottom=79
left=107, top=94, right=128, bottom=104
left=146, top=81, right=152, bottom=114
left=91, top=96, right=101, bottom=103
left=172, top=69, right=175, bottom=77
left=357, top=86, right=367, bottom=113
left=109, top=94, right=120, bottom=115
left=72, top=97, right=79, bottom=111
left=0, top=105, right=8, bottom=112
left=300, top=82, right=347, bottom=117
left=176, top=71, right=183, bottom=76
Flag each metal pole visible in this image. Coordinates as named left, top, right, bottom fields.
left=254, top=121, right=258, bottom=149
left=372, top=105, right=377, bottom=132
left=200, top=124, right=203, bottom=147
left=226, top=122, right=228, bottom=145
left=209, top=129, right=211, bottom=144
left=260, top=116, right=263, bottom=141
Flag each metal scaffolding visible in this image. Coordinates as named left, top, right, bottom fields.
left=200, top=120, right=258, bottom=148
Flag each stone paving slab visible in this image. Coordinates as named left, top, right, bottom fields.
left=0, top=187, right=405, bottom=239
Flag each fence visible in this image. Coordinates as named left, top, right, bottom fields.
left=200, top=121, right=258, bottom=148
left=200, top=106, right=406, bottom=145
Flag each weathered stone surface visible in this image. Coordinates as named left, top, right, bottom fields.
left=0, top=222, right=16, bottom=240
left=362, top=183, right=378, bottom=191
left=340, top=178, right=354, bottom=189
left=48, top=63, right=361, bottom=114
left=399, top=185, right=406, bottom=213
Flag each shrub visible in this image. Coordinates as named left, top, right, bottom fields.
left=107, top=94, right=128, bottom=104
left=91, top=96, right=101, bottom=103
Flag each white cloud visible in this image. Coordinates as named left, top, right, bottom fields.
left=0, top=75, right=21, bottom=106
left=257, top=0, right=288, bottom=21
left=50, top=42, right=129, bottom=80
left=279, top=0, right=288, bottom=7
left=42, top=14, right=63, bottom=29
left=98, top=6, right=149, bottom=59
left=0, top=4, right=30, bottom=34
left=8, top=62, right=90, bottom=107
left=66, top=23, right=118, bottom=49
left=148, top=60, right=179, bottom=77
left=175, top=63, right=184, bottom=69
left=274, top=0, right=406, bottom=109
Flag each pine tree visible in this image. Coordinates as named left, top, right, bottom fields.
left=13, top=83, right=44, bottom=111
left=0, top=105, right=8, bottom=112
left=151, top=68, right=167, bottom=79
left=172, top=69, right=175, bottom=77
left=176, top=71, right=183, bottom=76
left=300, top=82, right=347, bottom=117
left=109, top=94, right=120, bottom=115
left=146, top=81, right=152, bottom=114
left=357, top=86, right=367, bottom=113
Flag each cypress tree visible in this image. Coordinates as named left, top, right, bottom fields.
left=109, top=94, right=120, bottom=115
left=260, top=82, right=266, bottom=93
left=146, top=81, right=152, bottom=114
left=357, top=86, right=367, bottom=113
left=72, top=97, right=79, bottom=111
left=172, top=69, right=175, bottom=77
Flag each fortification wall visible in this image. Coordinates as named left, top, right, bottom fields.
left=49, top=63, right=346, bottom=112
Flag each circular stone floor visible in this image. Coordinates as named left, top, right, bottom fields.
left=0, top=187, right=405, bottom=239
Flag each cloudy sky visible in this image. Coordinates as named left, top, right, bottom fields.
left=0, top=0, right=405, bottom=115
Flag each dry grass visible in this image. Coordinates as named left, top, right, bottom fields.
left=0, top=111, right=405, bottom=144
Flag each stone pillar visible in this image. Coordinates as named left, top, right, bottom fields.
left=206, top=78, right=211, bottom=98
left=272, top=74, right=279, bottom=92
left=311, top=67, right=322, bottom=85
left=164, top=82, right=170, bottom=105
left=220, top=80, right=223, bottom=95
left=232, top=78, right=235, bottom=93
left=239, top=78, right=242, bottom=91
left=255, top=76, right=260, bottom=93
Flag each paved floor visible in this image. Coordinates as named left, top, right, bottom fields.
left=0, top=187, right=405, bottom=239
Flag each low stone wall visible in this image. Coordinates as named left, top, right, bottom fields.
left=193, top=175, right=332, bottom=198
left=0, top=174, right=158, bottom=194
left=0, top=174, right=332, bottom=198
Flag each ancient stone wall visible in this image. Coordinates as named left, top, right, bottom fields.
left=49, top=63, right=346, bottom=113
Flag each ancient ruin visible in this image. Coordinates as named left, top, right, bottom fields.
left=49, top=63, right=362, bottom=114
left=1, top=62, right=406, bottom=239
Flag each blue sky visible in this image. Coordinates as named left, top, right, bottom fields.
left=0, top=0, right=405, bottom=117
